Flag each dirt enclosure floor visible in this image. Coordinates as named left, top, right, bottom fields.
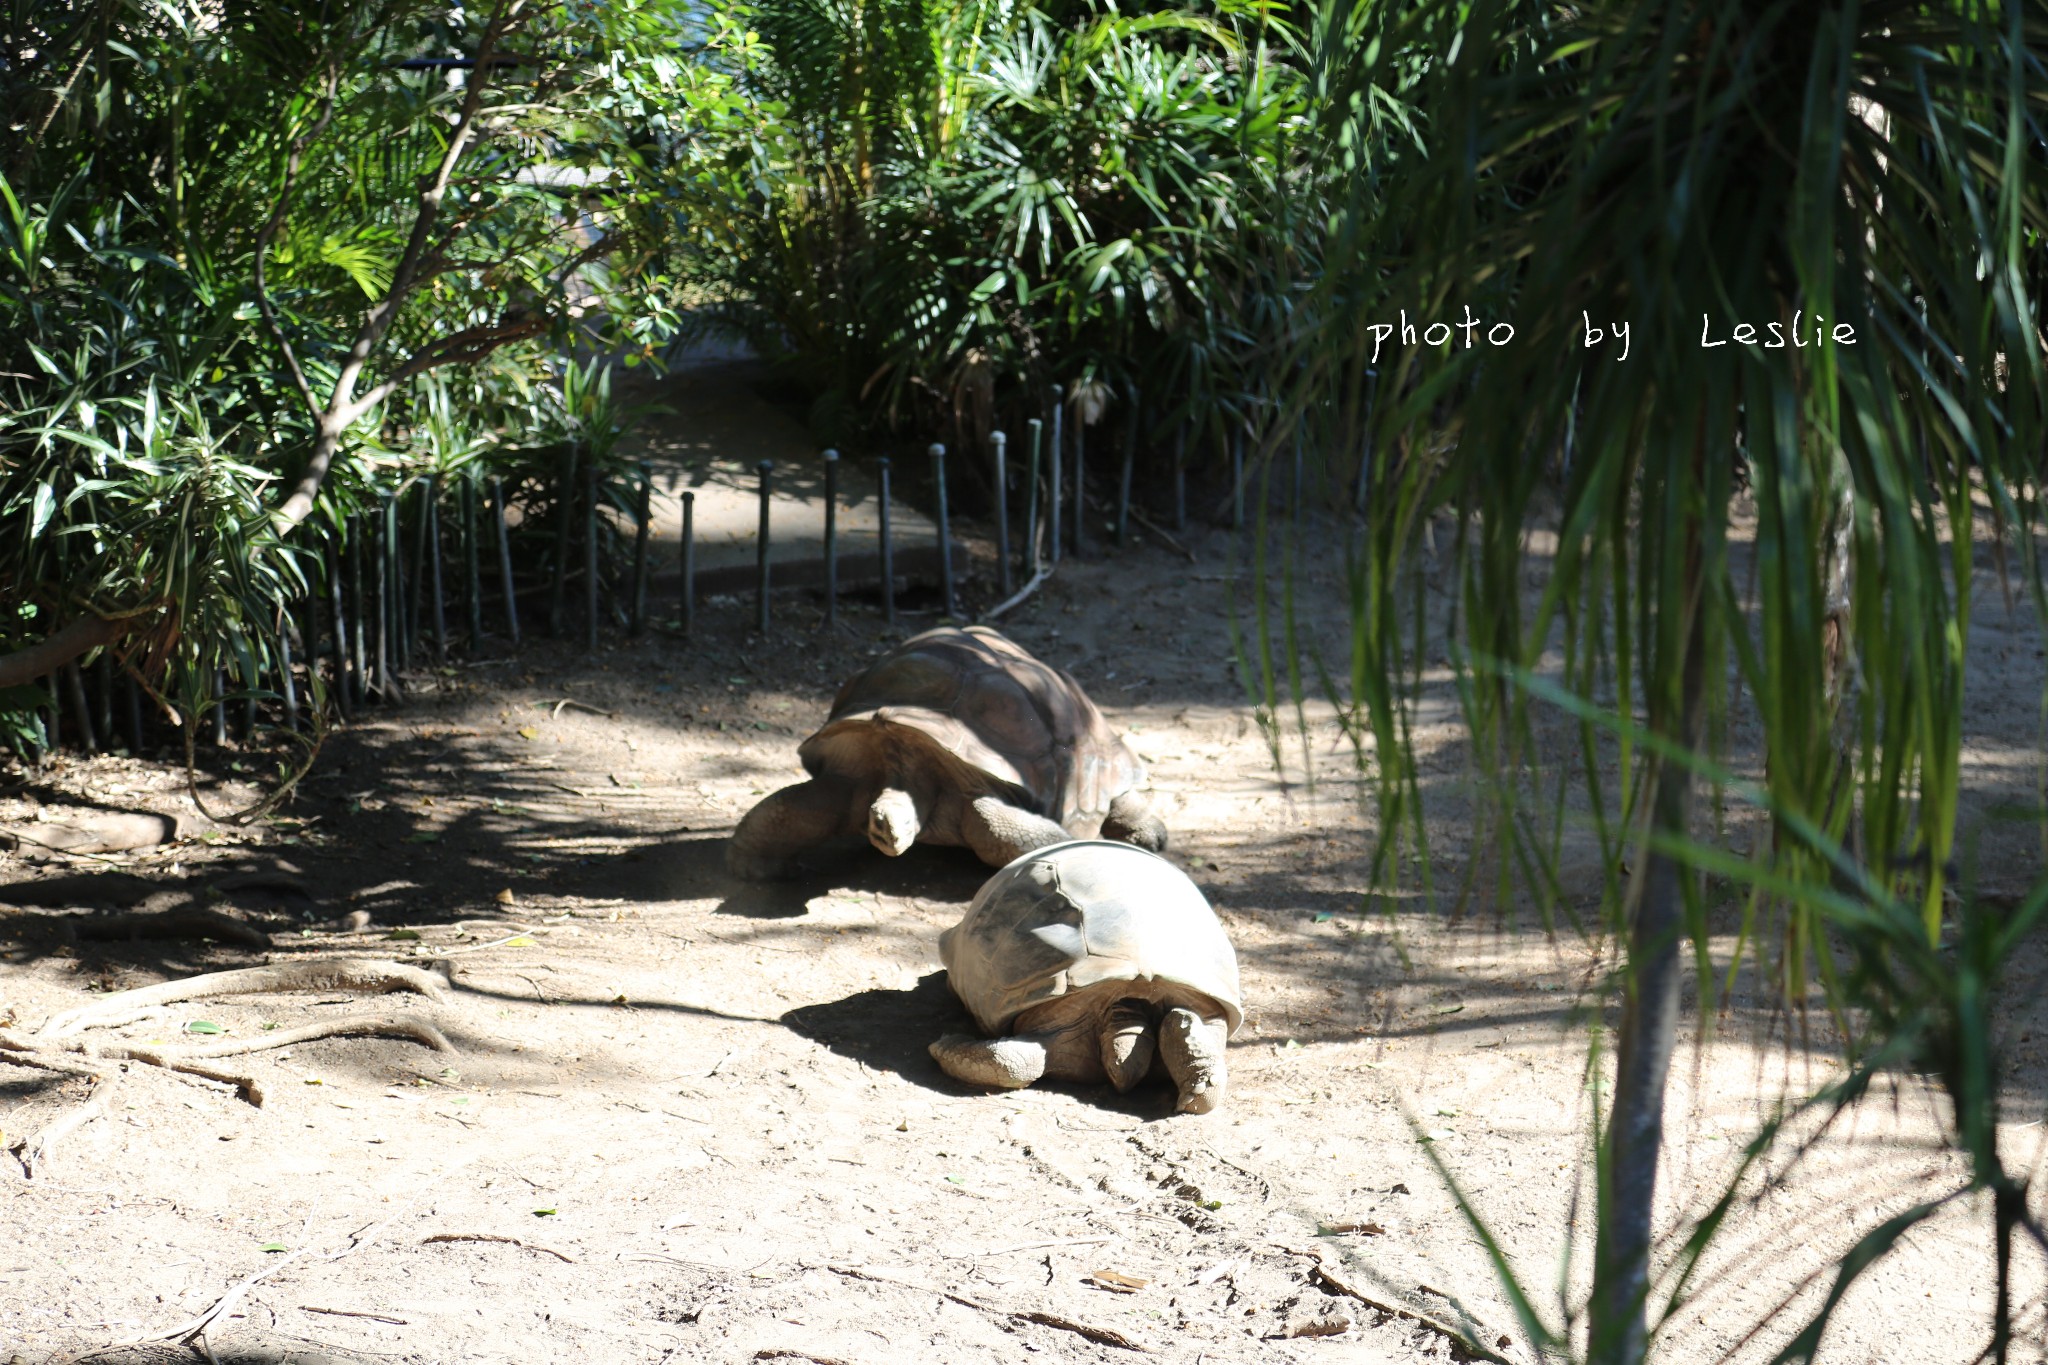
left=4, top=474, right=2048, bottom=1364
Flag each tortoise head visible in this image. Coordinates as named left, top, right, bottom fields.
left=867, top=787, right=922, bottom=857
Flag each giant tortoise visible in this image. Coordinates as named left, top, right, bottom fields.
left=727, top=626, right=1164, bottom=879
left=930, top=840, right=1241, bottom=1113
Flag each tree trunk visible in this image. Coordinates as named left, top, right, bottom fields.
left=1590, top=571, right=1706, bottom=1365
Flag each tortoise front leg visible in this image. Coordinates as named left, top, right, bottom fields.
left=726, top=775, right=858, bottom=880
left=960, top=796, right=1072, bottom=868
left=929, top=1032, right=1049, bottom=1089
left=1158, top=1007, right=1230, bottom=1114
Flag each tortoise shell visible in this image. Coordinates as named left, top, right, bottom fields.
left=938, top=841, right=1243, bottom=1037
left=797, top=626, right=1143, bottom=828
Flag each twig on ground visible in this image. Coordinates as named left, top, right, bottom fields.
left=8, top=1070, right=118, bottom=1178
left=422, top=1232, right=574, bottom=1263
left=1125, top=507, right=1197, bottom=562
left=1275, top=1244, right=1514, bottom=1365
left=550, top=697, right=618, bottom=720
left=43, top=958, right=448, bottom=1038
left=301, top=1305, right=408, bottom=1325
left=946, top=1235, right=1111, bottom=1259
left=753, top=1352, right=851, bottom=1365
left=129, top=1162, right=470, bottom=1358
left=824, top=1263, right=1147, bottom=1352
left=981, top=568, right=1052, bottom=622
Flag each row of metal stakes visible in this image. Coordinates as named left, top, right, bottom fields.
left=712, top=381, right=1231, bottom=637
left=26, top=377, right=1354, bottom=756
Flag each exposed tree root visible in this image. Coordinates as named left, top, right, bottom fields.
left=171, top=1011, right=455, bottom=1059
left=7, top=1070, right=118, bottom=1178
left=2, top=1013, right=456, bottom=1114
left=43, top=957, right=448, bottom=1038
left=0, top=811, right=183, bottom=856
left=66, top=905, right=271, bottom=951
left=1, top=961, right=460, bottom=1168
left=0, top=1032, right=101, bottom=1078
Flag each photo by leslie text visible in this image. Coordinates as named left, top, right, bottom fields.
left=1364, top=309, right=1860, bottom=364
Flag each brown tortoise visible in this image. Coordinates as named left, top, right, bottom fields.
left=727, top=626, right=1165, bottom=879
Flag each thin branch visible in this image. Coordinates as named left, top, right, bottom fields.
left=9, top=1069, right=118, bottom=1178
left=982, top=568, right=1052, bottom=621
left=421, top=1232, right=574, bottom=1262
left=0, top=614, right=126, bottom=690
left=253, top=69, right=342, bottom=419
left=345, top=314, right=548, bottom=419
left=276, top=0, right=527, bottom=531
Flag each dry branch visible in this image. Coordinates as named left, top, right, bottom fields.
left=981, top=568, right=1052, bottom=622
left=422, top=1232, right=574, bottom=1263
left=42, top=958, right=449, bottom=1038
left=301, top=1304, right=409, bottom=1325
left=823, top=1263, right=1147, bottom=1352
left=1125, top=507, right=1197, bottom=561
left=1277, top=1245, right=1514, bottom=1365
left=7, top=1070, right=118, bottom=1178
left=0, top=1032, right=102, bottom=1078
left=0, top=614, right=126, bottom=692
left=76, top=1046, right=265, bottom=1106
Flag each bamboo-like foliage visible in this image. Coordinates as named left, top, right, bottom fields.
left=1282, top=2, right=2047, bottom=1361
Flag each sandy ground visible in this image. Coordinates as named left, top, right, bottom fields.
left=3, top=426, right=2047, bottom=1365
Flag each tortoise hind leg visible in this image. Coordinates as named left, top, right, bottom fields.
left=1099, top=998, right=1157, bottom=1092
left=930, top=1032, right=1049, bottom=1089
left=961, top=796, right=1072, bottom=868
left=727, top=776, right=859, bottom=880
left=1158, top=1007, right=1229, bottom=1114
left=1100, top=791, right=1167, bottom=852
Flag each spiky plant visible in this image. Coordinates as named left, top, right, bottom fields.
left=1295, top=2, right=2047, bottom=1360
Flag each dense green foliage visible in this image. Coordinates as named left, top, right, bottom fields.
left=644, top=0, right=1321, bottom=453
left=1, top=0, right=686, bottom=737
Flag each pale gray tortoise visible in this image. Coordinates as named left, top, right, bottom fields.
left=930, top=841, right=1241, bottom=1113
left=727, top=626, right=1165, bottom=879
